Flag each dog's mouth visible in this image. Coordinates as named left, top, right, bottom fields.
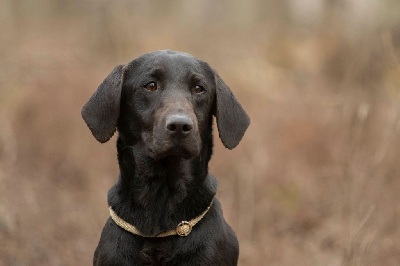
left=149, top=139, right=201, bottom=160
left=141, top=129, right=201, bottom=161
left=158, top=146, right=197, bottom=160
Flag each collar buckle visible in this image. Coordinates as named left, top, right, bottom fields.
left=176, top=221, right=192, bottom=236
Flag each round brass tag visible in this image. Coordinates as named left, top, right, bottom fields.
left=176, top=221, right=192, bottom=236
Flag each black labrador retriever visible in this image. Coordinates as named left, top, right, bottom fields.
left=82, top=50, right=250, bottom=265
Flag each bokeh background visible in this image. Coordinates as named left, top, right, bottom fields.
left=1, top=1, right=400, bottom=265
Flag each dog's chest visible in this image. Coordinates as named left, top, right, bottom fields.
left=139, top=245, right=174, bottom=265
left=137, top=238, right=200, bottom=265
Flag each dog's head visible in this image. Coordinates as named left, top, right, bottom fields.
left=82, top=50, right=249, bottom=160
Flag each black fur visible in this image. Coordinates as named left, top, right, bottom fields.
left=82, top=50, right=250, bottom=265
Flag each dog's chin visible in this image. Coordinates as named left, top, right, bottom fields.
left=149, top=145, right=200, bottom=161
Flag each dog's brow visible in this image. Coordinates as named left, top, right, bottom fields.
left=188, top=72, right=206, bottom=83
left=150, top=68, right=165, bottom=79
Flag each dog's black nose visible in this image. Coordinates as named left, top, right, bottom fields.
left=166, top=114, right=193, bottom=137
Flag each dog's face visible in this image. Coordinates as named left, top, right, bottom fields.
left=119, top=51, right=215, bottom=159
left=82, top=50, right=249, bottom=160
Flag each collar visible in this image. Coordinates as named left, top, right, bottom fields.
left=109, top=198, right=214, bottom=237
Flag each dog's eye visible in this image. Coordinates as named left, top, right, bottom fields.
left=145, top=82, right=157, bottom=91
left=193, top=85, right=205, bottom=94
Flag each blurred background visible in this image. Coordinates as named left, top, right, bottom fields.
left=1, top=0, right=400, bottom=265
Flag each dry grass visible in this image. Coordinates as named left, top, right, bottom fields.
left=1, top=1, right=400, bottom=265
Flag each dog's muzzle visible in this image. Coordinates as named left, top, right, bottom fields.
left=151, top=103, right=201, bottom=159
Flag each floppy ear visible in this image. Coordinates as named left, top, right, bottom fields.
left=81, top=65, right=126, bottom=143
left=214, top=71, right=250, bottom=149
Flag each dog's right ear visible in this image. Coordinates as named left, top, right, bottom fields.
left=81, top=65, right=126, bottom=143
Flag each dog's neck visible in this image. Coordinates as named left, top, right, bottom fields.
left=107, top=135, right=217, bottom=236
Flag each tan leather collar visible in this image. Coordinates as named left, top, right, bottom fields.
left=109, top=198, right=214, bottom=237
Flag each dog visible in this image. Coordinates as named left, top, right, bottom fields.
left=82, top=50, right=250, bottom=265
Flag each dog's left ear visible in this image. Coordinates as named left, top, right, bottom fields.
left=214, top=71, right=250, bottom=149
left=81, top=65, right=126, bottom=143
